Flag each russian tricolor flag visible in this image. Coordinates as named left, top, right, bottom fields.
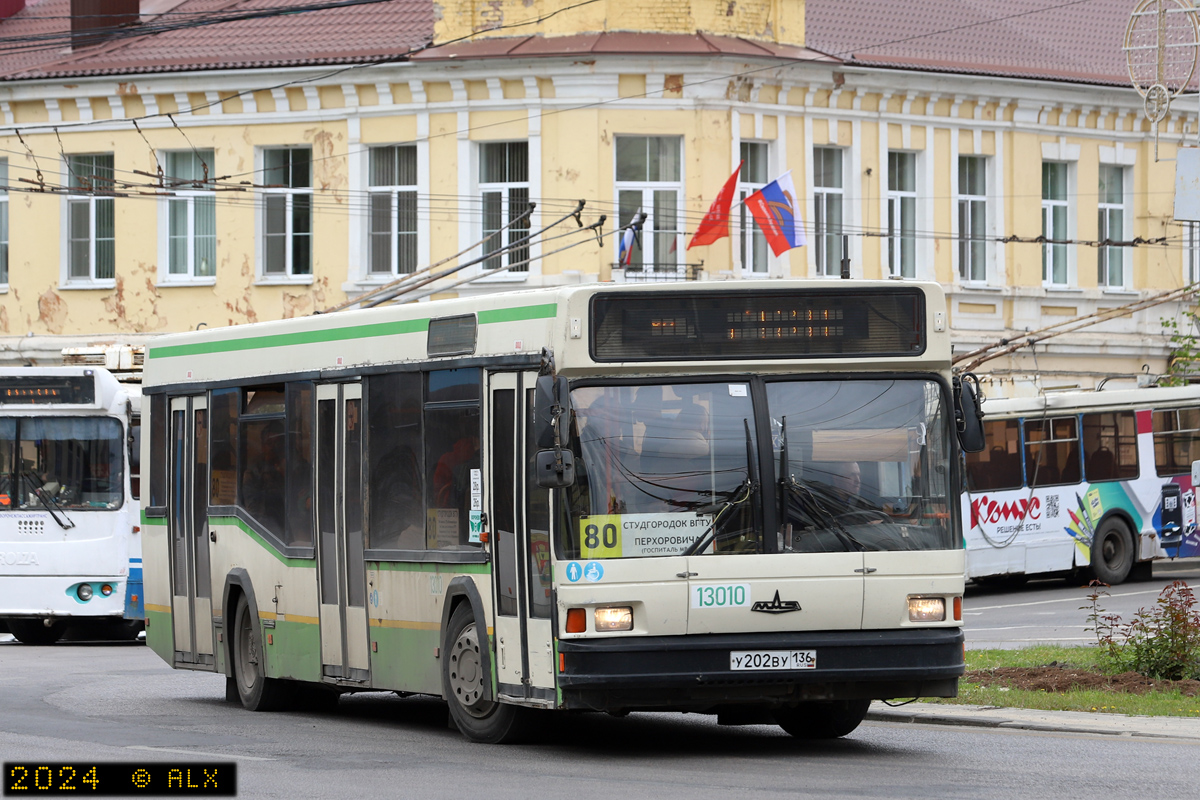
left=745, top=171, right=806, bottom=256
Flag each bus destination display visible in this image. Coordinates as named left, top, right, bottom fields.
left=4, top=763, right=235, bottom=796
left=0, top=374, right=96, bottom=405
left=590, top=288, right=925, bottom=361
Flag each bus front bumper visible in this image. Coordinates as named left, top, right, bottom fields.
left=556, top=627, right=965, bottom=712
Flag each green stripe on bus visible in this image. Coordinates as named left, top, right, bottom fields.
left=147, top=303, right=557, bottom=360
left=148, top=319, right=429, bottom=359
left=141, top=511, right=168, bottom=526
left=368, top=561, right=491, bottom=574
left=207, top=516, right=318, bottom=569
left=477, top=303, right=557, bottom=325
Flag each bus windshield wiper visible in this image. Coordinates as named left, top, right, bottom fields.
left=682, top=420, right=758, bottom=556
left=780, top=477, right=863, bottom=552
left=21, top=470, right=75, bottom=530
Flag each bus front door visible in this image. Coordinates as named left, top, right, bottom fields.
left=168, top=395, right=214, bottom=667
left=315, top=383, right=370, bottom=684
left=488, top=372, right=556, bottom=706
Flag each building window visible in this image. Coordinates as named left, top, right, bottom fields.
left=67, top=154, right=115, bottom=282
left=479, top=142, right=529, bottom=272
left=368, top=145, right=418, bottom=277
left=0, top=159, right=7, bottom=285
left=165, top=150, right=215, bottom=279
left=1098, top=164, right=1126, bottom=288
left=262, top=148, right=312, bottom=277
left=615, top=135, right=682, bottom=276
left=737, top=142, right=769, bottom=274
left=887, top=151, right=916, bottom=278
left=958, top=156, right=987, bottom=282
left=1042, top=161, right=1069, bottom=286
left=814, top=147, right=844, bottom=277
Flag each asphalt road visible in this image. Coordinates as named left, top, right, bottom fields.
left=964, top=557, right=1200, bottom=649
left=1, top=641, right=1198, bottom=800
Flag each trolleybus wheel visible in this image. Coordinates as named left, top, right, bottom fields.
left=8, top=618, right=67, bottom=645
left=1091, top=519, right=1134, bottom=585
left=231, top=595, right=288, bottom=711
left=442, top=603, right=527, bottom=743
left=773, top=699, right=871, bottom=739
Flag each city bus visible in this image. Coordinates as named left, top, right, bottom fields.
left=140, top=280, right=979, bottom=742
left=1, top=354, right=144, bottom=644
left=963, top=384, right=1200, bottom=585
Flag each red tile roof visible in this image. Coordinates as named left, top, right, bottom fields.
left=0, top=0, right=435, bottom=80
left=805, top=0, right=1144, bottom=88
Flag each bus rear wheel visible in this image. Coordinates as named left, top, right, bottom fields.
left=442, top=603, right=528, bottom=743
left=1091, top=519, right=1134, bottom=585
left=773, top=699, right=872, bottom=739
left=231, top=595, right=288, bottom=711
left=8, top=619, right=67, bottom=645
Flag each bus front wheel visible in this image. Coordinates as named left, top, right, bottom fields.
left=8, top=618, right=67, bottom=645
left=442, top=603, right=528, bottom=743
left=1091, top=519, right=1134, bottom=585
left=773, top=699, right=872, bottom=739
left=231, top=595, right=288, bottom=711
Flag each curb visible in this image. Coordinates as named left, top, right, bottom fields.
left=866, top=703, right=1200, bottom=741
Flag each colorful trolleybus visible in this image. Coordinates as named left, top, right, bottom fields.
left=1, top=358, right=144, bottom=644
left=141, top=280, right=980, bottom=742
left=964, top=385, right=1200, bottom=585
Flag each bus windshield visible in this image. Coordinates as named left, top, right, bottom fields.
left=0, top=417, right=125, bottom=511
left=564, top=378, right=953, bottom=558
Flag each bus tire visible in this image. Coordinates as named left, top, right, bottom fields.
left=773, top=699, right=872, bottom=739
left=8, top=619, right=67, bottom=645
left=1091, top=519, right=1134, bottom=585
left=442, top=603, right=527, bottom=743
left=231, top=595, right=288, bottom=711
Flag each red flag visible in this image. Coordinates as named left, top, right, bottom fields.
left=686, top=162, right=742, bottom=250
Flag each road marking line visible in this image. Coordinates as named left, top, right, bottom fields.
left=967, top=587, right=1163, bottom=612
left=125, top=746, right=273, bottom=761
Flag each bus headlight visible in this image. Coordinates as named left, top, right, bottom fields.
left=908, top=596, right=945, bottom=622
left=594, top=606, right=633, bottom=632
left=77, top=583, right=94, bottom=602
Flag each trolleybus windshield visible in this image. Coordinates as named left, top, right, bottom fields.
left=564, top=378, right=953, bottom=559
left=0, top=417, right=125, bottom=510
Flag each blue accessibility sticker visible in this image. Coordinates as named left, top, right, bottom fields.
left=565, top=561, right=583, bottom=582
left=583, top=561, right=604, bottom=582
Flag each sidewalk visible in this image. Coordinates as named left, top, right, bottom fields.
left=867, top=702, right=1200, bottom=741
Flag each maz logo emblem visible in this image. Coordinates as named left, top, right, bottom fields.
left=751, top=590, right=801, bottom=614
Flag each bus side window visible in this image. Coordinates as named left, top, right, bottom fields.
left=129, top=415, right=141, bottom=501
left=1153, top=407, right=1200, bottom=476
left=1082, top=411, right=1137, bottom=483
left=148, top=394, right=167, bottom=511
left=965, top=419, right=1021, bottom=491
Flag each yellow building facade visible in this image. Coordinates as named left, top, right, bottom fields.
left=0, top=0, right=1190, bottom=392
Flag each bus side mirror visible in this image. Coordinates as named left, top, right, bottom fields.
left=954, top=374, right=986, bottom=453
left=535, top=449, right=576, bottom=488
left=535, top=375, right=571, bottom=449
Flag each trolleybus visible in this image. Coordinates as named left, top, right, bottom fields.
left=141, top=280, right=979, bottom=742
left=964, top=384, right=1200, bottom=585
left=1, top=356, right=144, bottom=644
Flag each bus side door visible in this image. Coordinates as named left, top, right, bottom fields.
left=168, top=395, right=214, bottom=667
left=488, top=372, right=556, bottom=705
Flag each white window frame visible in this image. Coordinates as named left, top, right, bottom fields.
left=476, top=140, right=530, bottom=280
left=614, top=135, right=684, bottom=280
left=813, top=146, right=845, bottom=278
left=257, top=146, right=313, bottom=283
left=736, top=140, right=770, bottom=277
left=367, top=144, right=420, bottom=280
left=0, top=158, right=8, bottom=290
left=887, top=151, right=917, bottom=279
left=157, top=149, right=216, bottom=285
left=61, top=153, right=116, bottom=288
left=1097, top=163, right=1130, bottom=290
left=1039, top=145, right=1079, bottom=289
left=957, top=155, right=989, bottom=284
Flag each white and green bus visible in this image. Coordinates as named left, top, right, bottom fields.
left=141, top=280, right=978, bottom=742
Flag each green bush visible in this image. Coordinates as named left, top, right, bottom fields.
left=1085, top=580, right=1200, bottom=681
